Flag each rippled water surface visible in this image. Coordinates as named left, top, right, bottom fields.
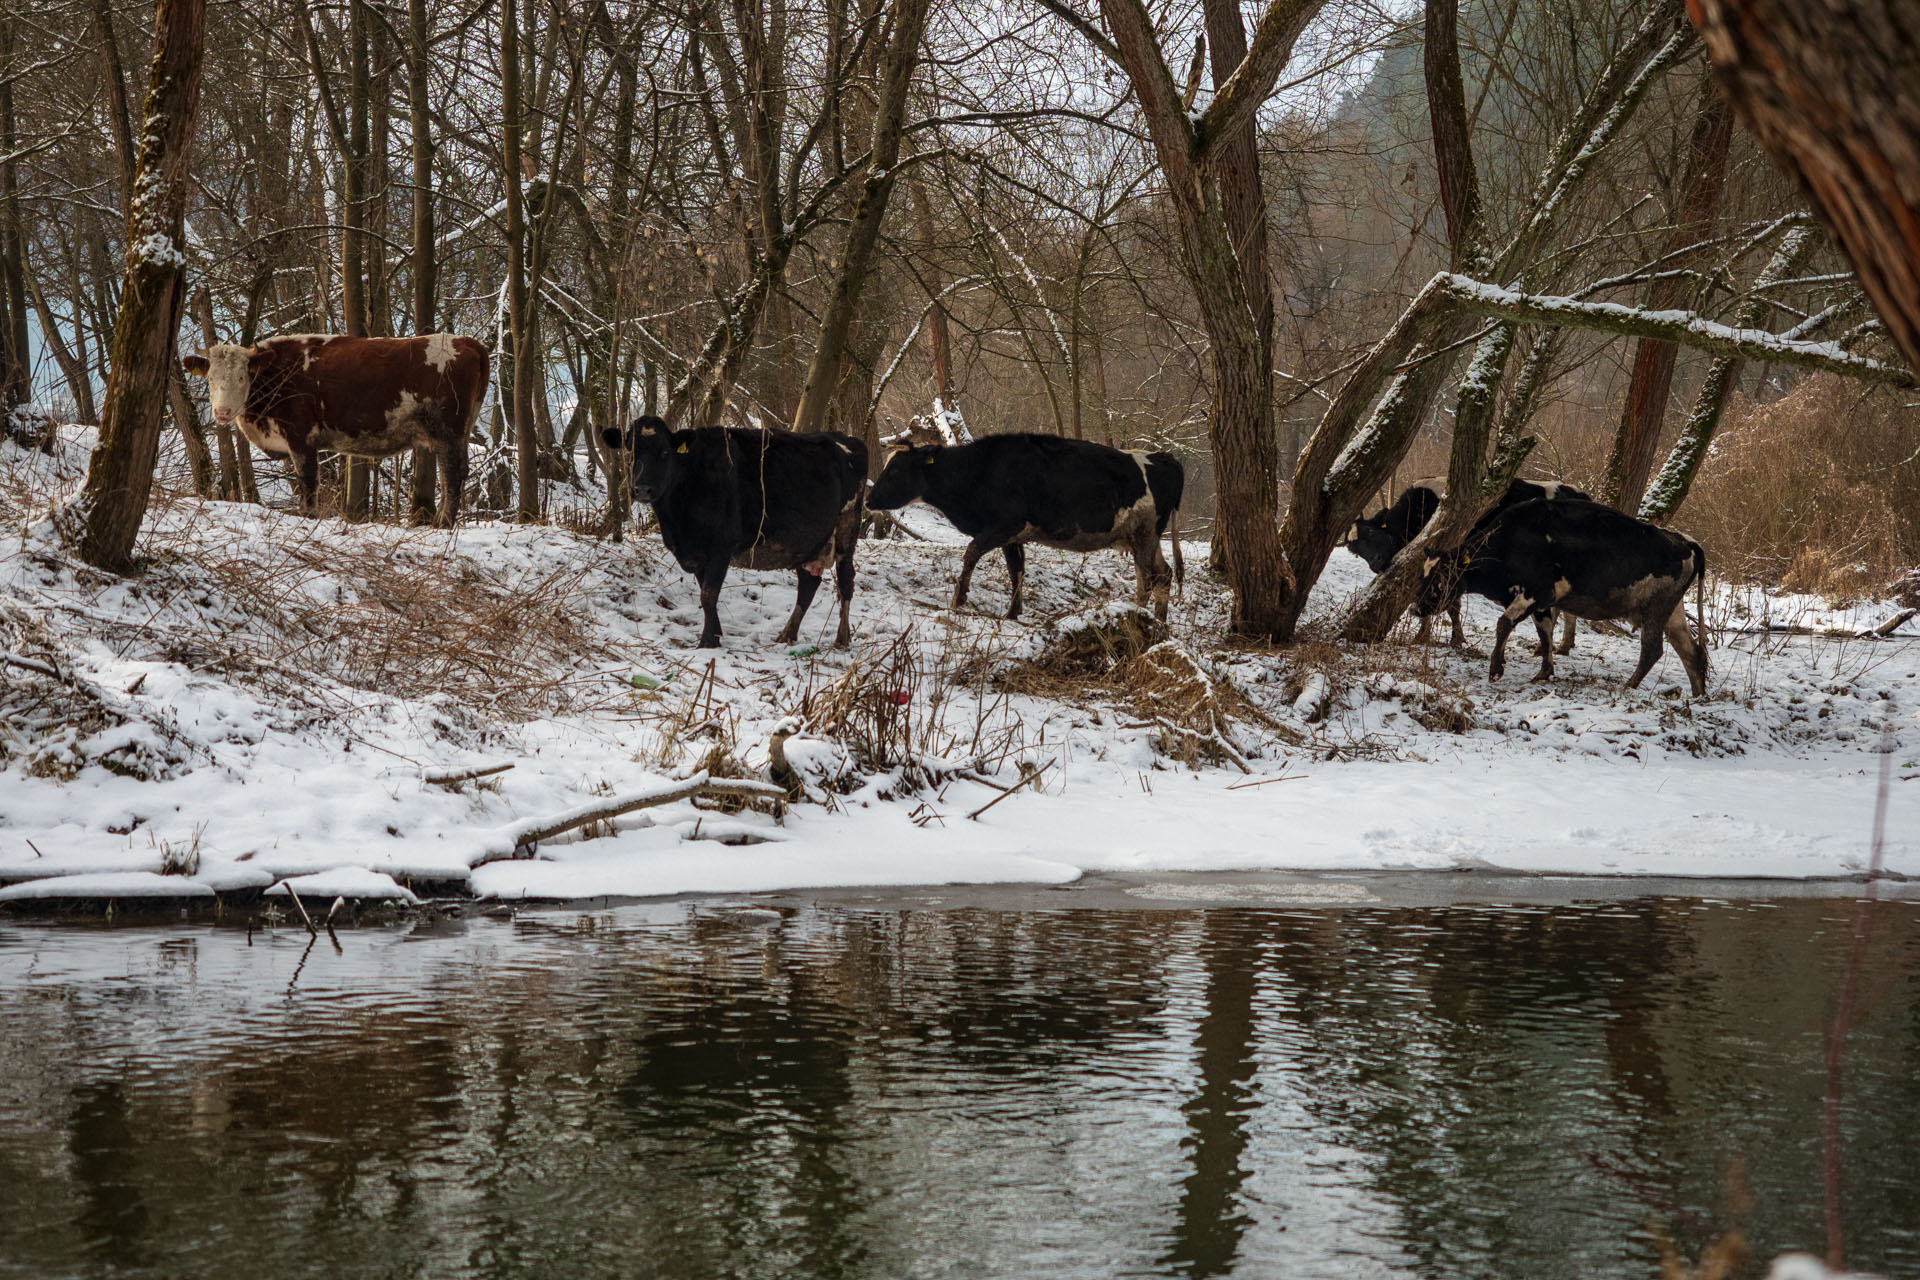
left=3, top=892, right=1919, bottom=1279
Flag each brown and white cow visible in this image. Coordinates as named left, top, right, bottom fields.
left=181, top=333, right=487, bottom=526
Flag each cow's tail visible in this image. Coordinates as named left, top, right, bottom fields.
left=1169, top=507, right=1185, bottom=591
left=1693, top=540, right=1709, bottom=653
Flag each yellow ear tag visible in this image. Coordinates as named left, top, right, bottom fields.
left=676, top=442, right=689, bottom=454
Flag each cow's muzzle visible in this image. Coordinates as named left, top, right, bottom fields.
left=212, top=408, right=235, bottom=424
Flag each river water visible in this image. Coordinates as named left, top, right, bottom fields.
left=2, top=880, right=1917, bottom=1279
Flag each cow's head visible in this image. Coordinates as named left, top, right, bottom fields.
left=868, top=443, right=939, bottom=510
left=181, top=344, right=264, bottom=428
left=1343, top=513, right=1403, bottom=573
left=601, top=414, right=677, bottom=503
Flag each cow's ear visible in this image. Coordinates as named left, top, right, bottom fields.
left=601, top=425, right=625, bottom=450
left=181, top=353, right=209, bottom=377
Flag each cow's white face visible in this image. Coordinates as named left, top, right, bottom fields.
left=200, top=345, right=254, bottom=425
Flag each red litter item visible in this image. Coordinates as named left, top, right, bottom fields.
left=891, top=691, right=911, bottom=706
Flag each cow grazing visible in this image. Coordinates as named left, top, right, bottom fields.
left=181, top=333, right=487, bottom=527
left=1346, top=476, right=1591, bottom=648
left=604, top=416, right=867, bottom=649
left=1419, top=498, right=1708, bottom=695
left=866, top=433, right=1184, bottom=622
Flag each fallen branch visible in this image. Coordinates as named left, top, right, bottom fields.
left=475, top=771, right=790, bottom=862
left=423, top=761, right=516, bottom=786
left=1, top=650, right=70, bottom=683
left=967, top=758, right=1055, bottom=821
left=1226, top=770, right=1307, bottom=790
left=1866, top=609, right=1918, bottom=638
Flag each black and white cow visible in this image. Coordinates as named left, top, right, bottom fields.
left=1418, top=498, right=1708, bottom=695
left=867, top=433, right=1184, bottom=621
left=604, top=416, right=867, bottom=649
left=1345, top=476, right=1591, bottom=648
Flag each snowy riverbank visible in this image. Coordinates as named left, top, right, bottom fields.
left=4, top=433, right=1918, bottom=907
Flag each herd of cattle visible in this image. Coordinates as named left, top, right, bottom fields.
left=180, top=333, right=1708, bottom=695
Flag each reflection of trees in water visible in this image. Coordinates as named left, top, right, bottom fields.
left=1248, top=900, right=1697, bottom=1277
left=69, top=1079, right=152, bottom=1267
left=1162, top=913, right=1260, bottom=1279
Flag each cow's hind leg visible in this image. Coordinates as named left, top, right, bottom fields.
left=436, top=443, right=468, bottom=528
left=1664, top=601, right=1707, bottom=695
left=833, top=546, right=855, bottom=648
left=696, top=561, right=729, bottom=648
left=1448, top=596, right=1465, bottom=647
left=1003, top=543, right=1027, bottom=620
left=1531, top=613, right=1557, bottom=681
left=1132, top=533, right=1172, bottom=622
left=777, top=570, right=824, bottom=646
left=1556, top=612, right=1578, bottom=654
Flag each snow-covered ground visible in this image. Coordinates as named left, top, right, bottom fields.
left=3, top=432, right=1918, bottom=904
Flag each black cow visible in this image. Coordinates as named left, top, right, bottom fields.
left=1419, top=498, right=1708, bottom=695
left=604, top=416, right=867, bottom=649
left=867, top=433, right=1184, bottom=621
left=1346, top=476, right=1591, bottom=648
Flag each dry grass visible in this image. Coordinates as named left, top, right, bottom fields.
left=795, top=627, right=1028, bottom=781
left=1684, top=377, right=1912, bottom=600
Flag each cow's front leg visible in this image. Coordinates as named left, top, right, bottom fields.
left=777, top=569, right=824, bottom=645
left=696, top=561, right=729, bottom=648
left=952, top=538, right=992, bottom=610
left=1489, top=613, right=1516, bottom=681
left=1531, top=614, right=1556, bottom=681
left=1003, top=543, right=1027, bottom=620
left=1448, top=597, right=1466, bottom=647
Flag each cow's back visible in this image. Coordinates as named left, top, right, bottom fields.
left=702, top=427, right=866, bottom=570
left=1480, top=499, right=1695, bottom=599
left=956, top=435, right=1148, bottom=535
left=269, top=334, right=486, bottom=453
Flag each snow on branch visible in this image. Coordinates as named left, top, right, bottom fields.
left=1432, top=273, right=1916, bottom=389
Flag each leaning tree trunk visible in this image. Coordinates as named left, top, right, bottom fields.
left=65, top=0, right=208, bottom=571
left=790, top=0, right=930, bottom=435
left=1688, top=0, right=1920, bottom=369
left=1602, top=76, right=1733, bottom=512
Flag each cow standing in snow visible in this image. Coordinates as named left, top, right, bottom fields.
left=181, top=333, right=487, bottom=527
left=866, top=433, right=1184, bottom=622
left=604, top=416, right=867, bottom=649
left=1346, top=476, right=1591, bottom=648
left=1418, top=498, right=1709, bottom=695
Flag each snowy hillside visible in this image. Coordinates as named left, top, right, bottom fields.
left=3, top=433, right=1918, bottom=905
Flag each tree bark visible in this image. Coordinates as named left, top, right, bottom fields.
left=1602, top=77, right=1734, bottom=511
left=1687, top=0, right=1920, bottom=369
left=0, top=15, right=30, bottom=409
left=65, top=0, right=208, bottom=571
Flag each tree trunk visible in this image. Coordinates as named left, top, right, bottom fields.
left=0, top=16, right=30, bottom=409
left=26, top=270, right=96, bottom=423
left=65, top=0, right=208, bottom=571
left=790, top=0, right=930, bottom=435
left=1092, top=0, right=1323, bottom=639
left=168, top=364, right=215, bottom=497
left=910, top=177, right=958, bottom=426
left=1602, top=77, right=1733, bottom=511
left=90, top=0, right=137, bottom=220
left=504, top=0, right=537, bottom=520
left=1641, top=225, right=1823, bottom=520
left=406, top=0, right=439, bottom=523
left=1687, top=0, right=1920, bottom=369
left=341, top=0, right=373, bottom=519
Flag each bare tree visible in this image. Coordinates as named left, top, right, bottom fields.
left=63, top=0, right=208, bottom=571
